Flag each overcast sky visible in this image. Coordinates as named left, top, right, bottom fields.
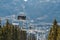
left=0, top=0, right=60, bottom=23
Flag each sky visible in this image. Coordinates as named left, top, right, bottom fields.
left=0, top=0, right=60, bottom=23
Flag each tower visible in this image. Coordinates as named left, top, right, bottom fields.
left=17, top=12, right=26, bottom=20
left=17, top=12, right=26, bottom=29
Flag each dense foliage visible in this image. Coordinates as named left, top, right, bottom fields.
left=0, top=19, right=27, bottom=40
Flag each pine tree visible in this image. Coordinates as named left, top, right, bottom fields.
left=0, top=18, right=1, bottom=28
left=27, top=33, right=36, bottom=40
left=20, top=30, right=27, bottom=40
left=48, top=19, right=58, bottom=40
left=57, top=26, right=60, bottom=40
left=0, top=18, right=2, bottom=40
left=5, top=19, right=10, bottom=27
left=2, top=19, right=12, bottom=40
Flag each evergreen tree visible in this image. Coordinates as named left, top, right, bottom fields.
left=2, top=19, right=10, bottom=40
left=0, top=18, right=1, bottom=28
left=0, top=18, right=3, bottom=40
left=57, top=26, right=60, bottom=40
left=5, top=19, right=10, bottom=27
left=12, top=26, right=20, bottom=40
left=27, top=33, right=36, bottom=40
left=20, top=30, right=27, bottom=40
left=48, top=19, right=58, bottom=40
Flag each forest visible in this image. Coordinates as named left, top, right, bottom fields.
left=0, top=19, right=27, bottom=40
left=0, top=18, right=60, bottom=40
